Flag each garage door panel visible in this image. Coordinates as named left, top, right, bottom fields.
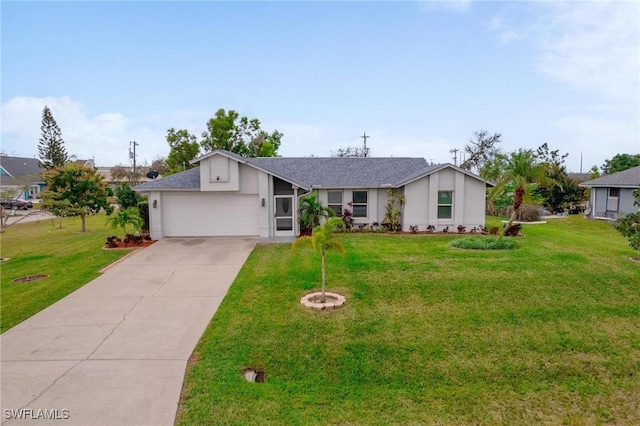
left=163, top=193, right=259, bottom=236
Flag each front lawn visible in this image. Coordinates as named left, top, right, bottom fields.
left=177, top=216, right=639, bottom=425
left=1, top=214, right=133, bottom=332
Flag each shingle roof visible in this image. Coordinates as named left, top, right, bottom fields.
left=250, top=157, right=430, bottom=188
left=580, top=166, right=640, bottom=188
left=0, top=156, right=43, bottom=178
left=134, top=167, right=200, bottom=191
left=134, top=150, right=489, bottom=192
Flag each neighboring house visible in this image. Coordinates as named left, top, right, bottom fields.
left=0, top=155, right=45, bottom=199
left=134, top=150, right=492, bottom=240
left=580, top=166, right=640, bottom=219
left=97, top=166, right=154, bottom=187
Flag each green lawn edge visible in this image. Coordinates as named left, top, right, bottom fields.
left=1, top=214, right=134, bottom=333
left=177, top=215, right=640, bottom=425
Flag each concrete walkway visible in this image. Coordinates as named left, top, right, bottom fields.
left=1, top=237, right=257, bottom=425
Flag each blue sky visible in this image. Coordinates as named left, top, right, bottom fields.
left=2, top=1, right=639, bottom=172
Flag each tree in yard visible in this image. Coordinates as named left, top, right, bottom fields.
left=331, top=146, right=369, bottom=158
left=292, top=217, right=346, bottom=303
left=200, top=108, right=282, bottom=158
left=40, top=188, right=75, bottom=229
left=495, top=149, right=547, bottom=238
left=165, top=128, right=200, bottom=174
left=110, top=164, right=147, bottom=185
left=114, top=183, right=142, bottom=210
left=460, top=130, right=502, bottom=174
left=38, top=106, right=70, bottom=169
left=43, top=163, right=112, bottom=232
left=297, top=192, right=334, bottom=235
left=601, top=153, right=640, bottom=175
left=106, top=207, right=144, bottom=238
left=149, top=156, right=170, bottom=176
left=614, top=188, right=640, bottom=255
left=532, top=143, right=577, bottom=213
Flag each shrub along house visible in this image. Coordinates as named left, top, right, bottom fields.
left=134, top=150, right=492, bottom=239
left=580, top=165, right=640, bottom=219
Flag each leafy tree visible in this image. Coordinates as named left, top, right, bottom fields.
left=166, top=128, right=200, bottom=174
left=149, top=156, right=170, bottom=176
left=601, top=153, right=640, bottom=175
left=614, top=188, right=640, bottom=254
left=532, top=143, right=575, bottom=213
left=38, top=105, right=70, bottom=169
left=292, top=217, right=346, bottom=303
left=200, top=108, right=282, bottom=157
left=110, top=164, right=146, bottom=185
left=460, top=130, right=502, bottom=173
left=40, top=188, right=75, bottom=229
left=332, top=146, right=369, bottom=158
left=496, top=150, right=547, bottom=237
left=114, top=183, right=142, bottom=210
left=297, top=192, right=334, bottom=234
left=43, top=163, right=112, bottom=232
left=106, top=207, right=144, bottom=238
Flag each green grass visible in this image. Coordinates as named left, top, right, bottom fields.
left=177, top=215, right=640, bottom=425
left=1, top=214, right=133, bottom=332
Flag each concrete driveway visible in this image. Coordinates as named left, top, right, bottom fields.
left=1, top=237, right=257, bottom=425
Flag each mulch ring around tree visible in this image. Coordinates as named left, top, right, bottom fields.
left=13, top=274, right=49, bottom=284
left=104, top=235, right=157, bottom=250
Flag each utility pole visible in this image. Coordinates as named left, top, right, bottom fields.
left=449, top=148, right=459, bottom=166
left=129, top=141, right=139, bottom=185
left=361, top=132, right=370, bottom=157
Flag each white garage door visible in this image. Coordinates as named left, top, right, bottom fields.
left=162, top=193, right=259, bottom=236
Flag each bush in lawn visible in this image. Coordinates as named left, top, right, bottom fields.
left=451, top=237, right=517, bottom=250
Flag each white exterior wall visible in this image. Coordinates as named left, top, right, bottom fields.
left=318, top=188, right=384, bottom=226
left=149, top=191, right=163, bottom=240
left=403, top=167, right=487, bottom=232
left=463, top=177, right=487, bottom=228
left=200, top=155, right=240, bottom=191
left=258, top=171, right=271, bottom=237
left=403, top=178, right=429, bottom=230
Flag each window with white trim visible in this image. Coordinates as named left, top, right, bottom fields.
left=327, top=191, right=343, bottom=215
left=437, top=191, right=453, bottom=219
left=352, top=190, right=368, bottom=218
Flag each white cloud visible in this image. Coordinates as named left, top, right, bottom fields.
left=0, top=96, right=206, bottom=166
left=554, top=115, right=640, bottom=170
left=534, top=1, right=640, bottom=108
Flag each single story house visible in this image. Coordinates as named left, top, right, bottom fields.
left=0, top=155, right=45, bottom=199
left=580, top=165, right=640, bottom=219
left=134, top=150, right=492, bottom=240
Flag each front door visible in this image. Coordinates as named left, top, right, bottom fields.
left=274, top=195, right=294, bottom=236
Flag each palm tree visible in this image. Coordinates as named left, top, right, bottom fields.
left=292, top=217, right=345, bottom=303
left=496, top=150, right=547, bottom=238
left=297, top=192, right=334, bottom=235
left=106, top=207, right=144, bottom=237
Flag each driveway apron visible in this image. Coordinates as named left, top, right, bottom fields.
left=1, top=237, right=257, bottom=425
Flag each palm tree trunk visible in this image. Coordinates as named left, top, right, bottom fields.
left=500, top=185, right=525, bottom=239
left=321, top=248, right=326, bottom=303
